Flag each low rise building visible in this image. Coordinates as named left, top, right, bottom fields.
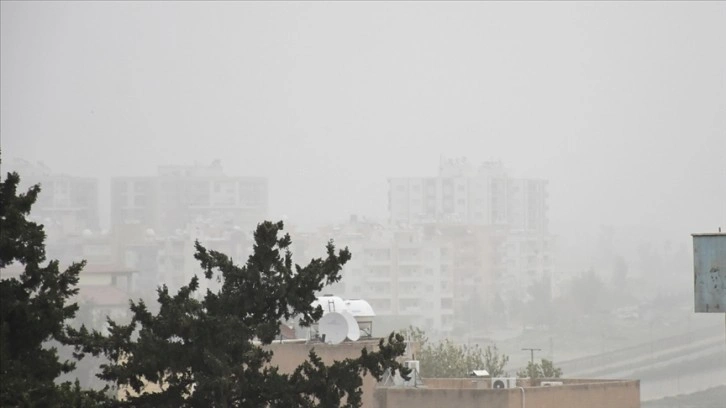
left=268, top=339, right=640, bottom=408
left=375, top=377, right=640, bottom=408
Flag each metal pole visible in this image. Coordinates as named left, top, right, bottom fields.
left=522, top=348, right=542, bottom=365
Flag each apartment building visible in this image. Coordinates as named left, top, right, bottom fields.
left=111, top=160, right=268, bottom=234
left=155, top=221, right=253, bottom=294
left=10, top=159, right=99, bottom=236
left=388, top=158, right=553, bottom=313
left=389, top=158, right=547, bottom=232
left=293, top=219, right=457, bottom=337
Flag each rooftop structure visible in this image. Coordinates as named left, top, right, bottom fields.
left=375, top=377, right=640, bottom=408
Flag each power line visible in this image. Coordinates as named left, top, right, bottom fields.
left=522, top=348, right=542, bottom=365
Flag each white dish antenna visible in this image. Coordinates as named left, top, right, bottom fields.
left=340, top=310, right=360, bottom=341
left=318, top=312, right=348, bottom=345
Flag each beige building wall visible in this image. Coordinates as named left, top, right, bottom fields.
left=267, top=340, right=381, bottom=408
left=116, top=340, right=383, bottom=404
left=118, top=340, right=639, bottom=408
left=375, top=379, right=640, bottom=408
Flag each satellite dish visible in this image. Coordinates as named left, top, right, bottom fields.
left=318, top=312, right=348, bottom=345
left=340, top=310, right=360, bottom=341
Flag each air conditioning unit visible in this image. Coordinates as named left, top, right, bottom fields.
left=491, top=377, right=517, bottom=389
left=404, top=360, right=420, bottom=375
left=541, top=381, right=563, bottom=387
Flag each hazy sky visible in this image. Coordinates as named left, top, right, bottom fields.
left=2, top=2, right=725, bottom=246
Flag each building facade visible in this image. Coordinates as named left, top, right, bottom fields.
left=388, top=157, right=554, bottom=314
left=10, top=159, right=100, bottom=236
left=293, top=219, right=457, bottom=337
left=388, top=158, right=547, bottom=232
left=111, top=160, right=268, bottom=234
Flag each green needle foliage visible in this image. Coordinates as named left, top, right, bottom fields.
left=71, top=221, right=409, bottom=407
left=0, top=162, right=108, bottom=406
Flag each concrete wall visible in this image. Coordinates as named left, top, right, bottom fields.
left=119, top=339, right=639, bottom=408
left=118, top=340, right=382, bottom=404
left=267, top=340, right=640, bottom=408
left=267, top=340, right=381, bottom=408
left=419, top=377, right=627, bottom=389
left=376, top=388, right=512, bottom=408
left=423, top=378, right=496, bottom=389
left=518, top=381, right=640, bottom=408
left=375, top=380, right=640, bottom=408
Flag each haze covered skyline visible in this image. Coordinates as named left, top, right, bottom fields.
left=3, top=4, right=726, bottom=402
left=3, top=1, right=725, bottom=248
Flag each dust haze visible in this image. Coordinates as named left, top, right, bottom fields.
left=2, top=1, right=725, bottom=404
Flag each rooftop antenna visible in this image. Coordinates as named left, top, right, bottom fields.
left=318, top=312, right=348, bottom=345
left=340, top=310, right=360, bottom=341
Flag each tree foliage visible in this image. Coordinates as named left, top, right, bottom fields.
left=401, top=327, right=509, bottom=378
left=483, top=345, right=509, bottom=377
left=516, top=361, right=542, bottom=380
left=516, top=358, right=562, bottom=380
left=0, top=165, right=107, bottom=406
left=71, top=221, right=408, bottom=407
left=419, top=339, right=475, bottom=378
left=540, top=358, right=563, bottom=378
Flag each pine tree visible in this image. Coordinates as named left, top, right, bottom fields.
left=0, top=164, right=107, bottom=406
left=72, top=221, right=408, bottom=407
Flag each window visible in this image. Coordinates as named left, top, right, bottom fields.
left=371, top=299, right=391, bottom=311
left=134, top=194, right=147, bottom=207
left=400, top=299, right=420, bottom=310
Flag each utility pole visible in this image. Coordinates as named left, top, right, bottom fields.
left=522, top=348, right=542, bottom=365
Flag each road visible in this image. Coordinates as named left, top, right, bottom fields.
left=555, top=325, right=726, bottom=401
